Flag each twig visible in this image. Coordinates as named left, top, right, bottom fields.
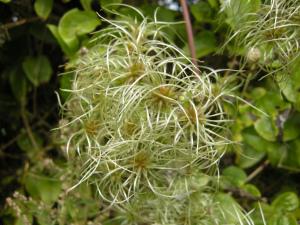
left=0, top=17, right=39, bottom=30
left=179, top=0, right=199, bottom=71
left=0, top=135, right=20, bottom=153
left=246, top=160, right=269, bottom=182
left=225, top=187, right=267, bottom=202
left=20, top=104, right=40, bottom=151
left=0, top=106, right=57, bottom=152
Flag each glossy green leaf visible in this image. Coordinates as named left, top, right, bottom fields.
left=59, top=72, right=73, bottom=101
left=284, top=140, right=300, bottom=168
left=7, top=67, right=27, bottom=102
left=17, top=132, right=43, bottom=153
left=25, top=173, right=61, bottom=204
left=286, top=58, right=300, bottom=110
left=99, top=0, right=122, bottom=7
left=65, top=198, right=99, bottom=221
left=290, top=57, right=300, bottom=90
left=223, top=166, right=247, bottom=187
left=254, top=90, right=290, bottom=116
left=47, top=24, right=78, bottom=57
left=29, top=23, right=56, bottom=43
left=236, top=144, right=266, bottom=168
left=22, top=55, right=53, bottom=87
left=35, top=210, right=53, bottom=225
left=270, top=214, right=298, bottom=225
left=141, top=5, right=177, bottom=22
left=208, top=0, right=218, bottom=8
left=0, top=0, right=11, bottom=3
left=15, top=217, right=33, bottom=225
left=267, top=143, right=286, bottom=166
left=58, top=9, right=100, bottom=47
left=222, top=0, right=261, bottom=28
left=250, top=87, right=267, bottom=100
left=254, top=116, right=278, bottom=141
left=68, top=185, right=101, bottom=220
left=252, top=202, right=274, bottom=225
left=283, top=114, right=300, bottom=141
left=193, top=31, right=217, bottom=58
left=272, top=192, right=299, bottom=213
left=277, top=74, right=297, bottom=103
left=189, top=174, right=210, bottom=189
left=80, top=0, right=93, bottom=11
left=242, top=184, right=261, bottom=197
left=191, top=2, right=212, bottom=22
left=242, top=127, right=270, bottom=152
left=34, top=0, right=53, bottom=19
left=215, top=193, right=245, bottom=223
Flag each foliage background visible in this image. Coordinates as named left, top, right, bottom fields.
left=0, top=0, right=300, bottom=224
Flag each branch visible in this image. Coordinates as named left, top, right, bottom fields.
left=0, top=106, right=56, bottom=152
left=225, top=187, right=267, bottom=202
left=20, top=104, right=40, bottom=151
left=0, top=17, right=39, bottom=30
left=246, top=160, right=269, bottom=182
left=179, top=0, right=199, bottom=72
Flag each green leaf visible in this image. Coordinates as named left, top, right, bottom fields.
left=277, top=74, right=297, bottom=103
left=236, top=144, right=266, bottom=169
left=193, top=31, right=217, bottom=58
left=47, top=24, right=78, bottom=57
left=208, top=0, right=218, bottom=8
left=254, top=116, right=278, bottom=141
left=191, top=2, right=212, bottom=22
left=250, top=87, right=267, bottom=100
left=242, top=127, right=270, bottom=152
left=58, top=9, right=100, bottom=47
left=290, top=57, right=300, bottom=91
left=29, top=23, right=56, bottom=43
left=283, top=114, right=300, bottom=141
left=22, top=55, right=53, bottom=87
left=65, top=198, right=99, bottom=221
left=7, top=67, right=27, bottom=102
left=293, top=60, right=300, bottom=111
left=222, top=0, right=261, bottom=28
left=272, top=192, right=299, bottom=213
left=215, top=193, right=245, bottom=223
left=59, top=71, right=73, bottom=101
left=141, top=5, right=177, bottom=22
left=0, top=0, right=11, bottom=3
left=25, top=173, right=61, bottom=204
left=254, top=89, right=290, bottom=117
left=99, top=0, right=122, bottom=7
left=189, top=173, right=210, bottom=189
left=34, top=0, right=53, bottom=19
left=284, top=140, right=300, bottom=168
left=270, top=214, right=298, bottom=225
left=242, top=184, right=261, bottom=197
left=17, top=132, right=43, bottom=153
left=80, top=0, right=93, bottom=11
left=252, top=202, right=274, bottom=225
left=267, top=144, right=287, bottom=166
left=35, top=210, right=53, bottom=225
left=223, top=166, right=247, bottom=187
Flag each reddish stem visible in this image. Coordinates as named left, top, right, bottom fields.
left=179, top=0, right=199, bottom=72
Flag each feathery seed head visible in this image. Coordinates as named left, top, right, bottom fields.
left=59, top=7, right=233, bottom=208
left=226, top=0, right=300, bottom=76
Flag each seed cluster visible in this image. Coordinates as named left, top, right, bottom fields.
left=59, top=10, right=244, bottom=224
left=228, top=0, right=300, bottom=75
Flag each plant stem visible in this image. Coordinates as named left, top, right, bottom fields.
left=21, top=104, right=39, bottom=151
left=0, top=17, right=39, bottom=30
left=225, top=187, right=266, bottom=202
left=179, top=0, right=199, bottom=72
left=246, top=160, right=269, bottom=182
